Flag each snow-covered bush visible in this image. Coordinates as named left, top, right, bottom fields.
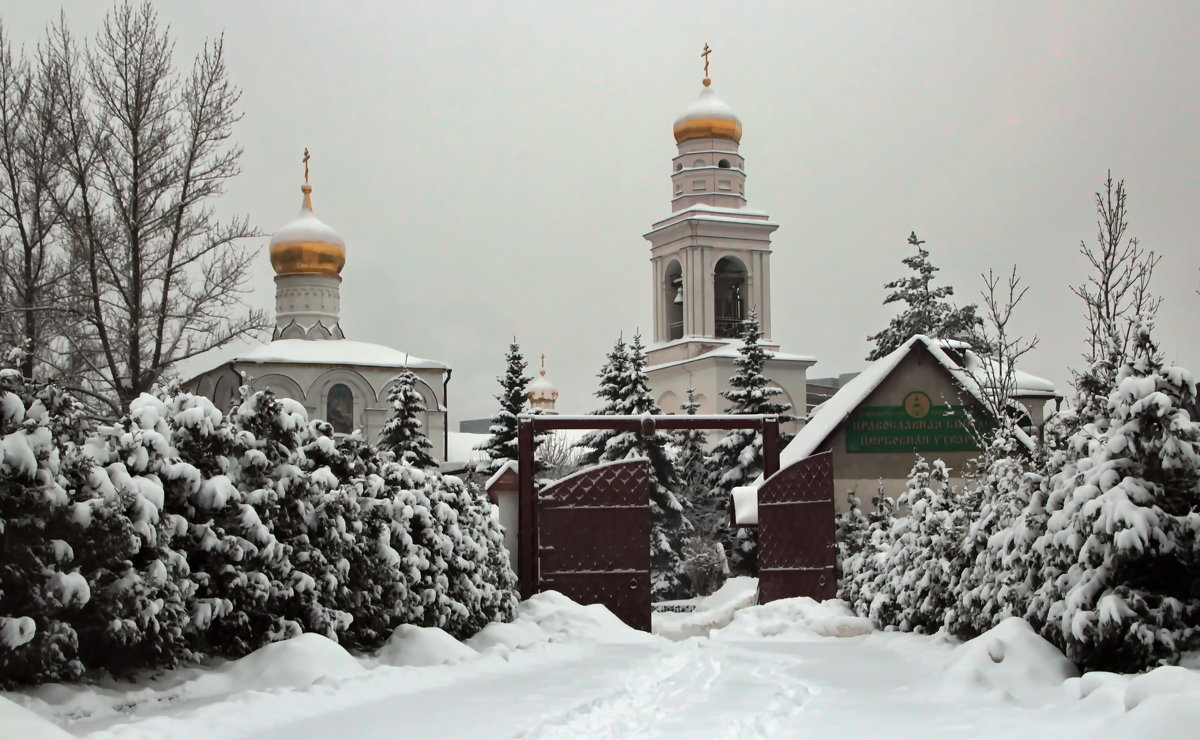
left=0, top=368, right=521, bottom=686
left=0, top=373, right=191, bottom=685
left=681, top=535, right=728, bottom=597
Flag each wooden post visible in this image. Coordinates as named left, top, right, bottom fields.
left=763, top=416, right=780, bottom=480
left=517, top=417, right=536, bottom=599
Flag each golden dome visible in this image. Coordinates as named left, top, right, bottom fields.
left=673, top=83, right=742, bottom=144
left=269, top=184, right=346, bottom=278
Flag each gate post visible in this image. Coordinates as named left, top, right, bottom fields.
left=517, top=417, right=536, bottom=599
left=763, top=416, right=780, bottom=479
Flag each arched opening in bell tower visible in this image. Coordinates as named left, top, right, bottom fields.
left=714, top=256, right=747, bottom=338
left=664, top=260, right=684, bottom=340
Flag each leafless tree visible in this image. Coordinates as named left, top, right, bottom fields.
left=1070, top=172, right=1159, bottom=421
left=46, top=3, right=267, bottom=415
left=970, top=267, right=1039, bottom=431
left=536, top=430, right=585, bottom=482
left=0, top=22, right=70, bottom=380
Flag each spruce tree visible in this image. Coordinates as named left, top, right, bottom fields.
left=705, top=309, right=795, bottom=575
left=380, top=370, right=437, bottom=469
left=1030, top=324, right=1200, bottom=671
left=866, top=231, right=983, bottom=361
left=872, top=457, right=964, bottom=633
left=615, top=334, right=692, bottom=599
left=574, top=336, right=629, bottom=467
left=673, top=389, right=712, bottom=532
left=476, top=341, right=533, bottom=477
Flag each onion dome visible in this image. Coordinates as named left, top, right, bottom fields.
left=528, top=356, right=559, bottom=406
left=673, top=82, right=742, bottom=144
left=269, top=184, right=346, bottom=277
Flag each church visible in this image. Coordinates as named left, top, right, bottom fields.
left=186, top=169, right=451, bottom=460
left=644, top=59, right=812, bottom=428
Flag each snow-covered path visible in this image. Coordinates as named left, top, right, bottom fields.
left=85, top=635, right=1087, bottom=739
left=9, top=586, right=1199, bottom=739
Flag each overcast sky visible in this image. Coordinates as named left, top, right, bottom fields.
left=5, top=1, right=1198, bottom=425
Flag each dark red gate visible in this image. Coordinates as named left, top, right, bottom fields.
left=536, top=460, right=651, bottom=631
left=756, top=451, right=836, bottom=604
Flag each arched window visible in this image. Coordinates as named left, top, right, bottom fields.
left=664, top=260, right=683, bottom=340
left=714, top=257, right=747, bottom=338
left=674, top=162, right=683, bottom=172
left=692, top=158, right=705, bottom=168
left=718, top=158, right=731, bottom=168
left=327, top=383, right=354, bottom=434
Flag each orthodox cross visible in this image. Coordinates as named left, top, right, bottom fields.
left=540, top=353, right=546, bottom=372
left=701, top=43, right=712, bottom=79
left=302, top=147, right=311, bottom=184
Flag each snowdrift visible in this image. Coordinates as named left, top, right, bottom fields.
left=0, top=695, right=73, bottom=740
left=709, top=596, right=874, bottom=641
left=374, top=624, right=478, bottom=667
left=1065, top=664, right=1200, bottom=739
left=467, top=590, right=659, bottom=653
left=182, top=633, right=366, bottom=697
left=940, top=617, right=1079, bottom=703
left=654, top=577, right=760, bottom=640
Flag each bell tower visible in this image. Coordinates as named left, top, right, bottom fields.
left=644, top=48, right=813, bottom=423
left=646, top=53, right=778, bottom=351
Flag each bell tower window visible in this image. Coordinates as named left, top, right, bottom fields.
left=714, top=257, right=747, bottom=338
left=664, top=260, right=684, bottom=340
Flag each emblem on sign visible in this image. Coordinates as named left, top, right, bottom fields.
left=903, top=391, right=932, bottom=419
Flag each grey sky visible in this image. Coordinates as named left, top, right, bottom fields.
left=5, top=1, right=1198, bottom=425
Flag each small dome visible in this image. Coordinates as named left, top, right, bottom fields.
left=269, top=184, right=346, bottom=278
left=528, top=369, right=559, bottom=402
left=673, top=84, right=742, bottom=144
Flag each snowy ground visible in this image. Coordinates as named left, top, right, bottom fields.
left=5, top=580, right=1200, bottom=739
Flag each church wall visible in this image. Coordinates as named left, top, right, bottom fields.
left=187, top=360, right=449, bottom=461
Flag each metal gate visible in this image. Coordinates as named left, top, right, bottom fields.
left=756, top=451, right=836, bottom=604
left=536, top=459, right=652, bottom=631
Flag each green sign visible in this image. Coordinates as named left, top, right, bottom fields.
left=844, top=394, right=986, bottom=453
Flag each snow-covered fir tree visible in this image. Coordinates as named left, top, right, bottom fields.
left=380, top=370, right=437, bottom=469
left=476, top=341, right=533, bottom=477
left=609, top=334, right=691, bottom=599
left=225, top=389, right=351, bottom=647
left=948, top=432, right=1040, bottom=638
left=866, top=232, right=983, bottom=361
left=1, top=371, right=102, bottom=685
left=867, top=458, right=964, bottom=633
left=837, top=482, right=897, bottom=619
left=79, top=396, right=201, bottom=676
left=1029, top=324, right=1200, bottom=671
left=574, top=336, right=629, bottom=468
left=673, top=389, right=712, bottom=532
left=705, top=309, right=795, bottom=575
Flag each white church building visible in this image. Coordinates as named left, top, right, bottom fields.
left=186, top=177, right=451, bottom=459
left=645, top=72, right=814, bottom=428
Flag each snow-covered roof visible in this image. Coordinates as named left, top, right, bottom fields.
left=646, top=339, right=816, bottom=374
left=219, top=339, right=449, bottom=372
left=645, top=209, right=777, bottom=237
left=731, top=335, right=1042, bottom=524
left=484, top=460, right=518, bottom=491
left=447, top=432, right=490, bottom=466
left=674, top=86, right=740, bottom=128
